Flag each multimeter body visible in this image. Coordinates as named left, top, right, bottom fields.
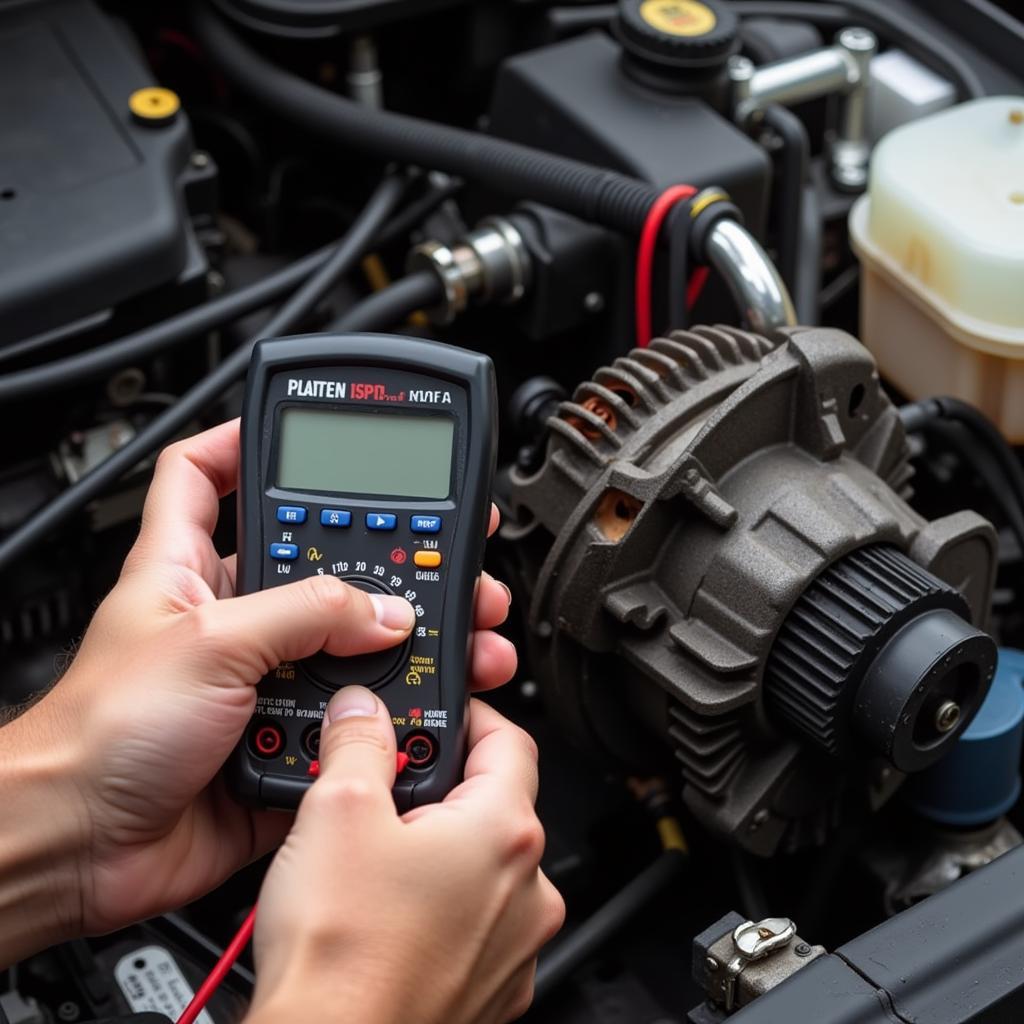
left=228, top=333, right=497, bottom=810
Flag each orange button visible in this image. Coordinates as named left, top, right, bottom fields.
left=413, top=550, right=442, bottom=568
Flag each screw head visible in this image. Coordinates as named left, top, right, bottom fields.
left=795, top=942, right=813, bottom=957
left=935, top=700, right=961, bottom=734
left=727, top=55, right=755, bottom=82
left=706, top=956, right=719, bottom=971
left=837, top=26, right=877, bottom=53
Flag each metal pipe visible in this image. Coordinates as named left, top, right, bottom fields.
left=830, top=27, right=876, bottom=190
left=747, top=47, right=852, bottom=111
left=704, top=218, right=797, bottom=332
left=730, top=27, right=877, bottom=190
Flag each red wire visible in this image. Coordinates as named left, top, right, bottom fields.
left=177, top=905, right=257, bottom=1024
left=634, top=183, right=699, bottom=349
left=686, top=265, right=710, bottom=312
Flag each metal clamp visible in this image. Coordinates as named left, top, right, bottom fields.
left=407, top=216, right=532, bottom=325
left=729, top=26, right=878, bottom=191
left=723, top=917, right=797, bottom=1010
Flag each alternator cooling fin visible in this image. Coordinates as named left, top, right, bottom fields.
left=669, top=703, right=745, bottom=798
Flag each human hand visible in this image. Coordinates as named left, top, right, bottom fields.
left=247, top=689, right=565, bottom=1024
left=0, top=420, right=515, bottom=961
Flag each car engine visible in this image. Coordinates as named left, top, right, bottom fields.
left=1, top=1, right=1023, bottom=1022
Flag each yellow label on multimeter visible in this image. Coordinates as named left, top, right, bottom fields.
left=639, top=0, right=717, bottom=36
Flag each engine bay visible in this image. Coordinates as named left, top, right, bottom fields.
left=1, top=1, right=1024, bottom=1021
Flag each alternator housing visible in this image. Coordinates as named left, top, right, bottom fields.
left=508, top=325, right=998, bottom=855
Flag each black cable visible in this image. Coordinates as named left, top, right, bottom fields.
left=0, top=247, right=333, bottom=402
left=795, top=182, right=822, bottom=324
left=373, top=177, right=464, bottom=250
left=532, top=849, right=685, bottom=1004
left=920, top=419, right=1024, bottom=565
left=328, top=271, right=443, bottom=333
left=900, top=398, right=1024, bottom=515
left=757, top=107, right=811, bottom=315
left=729, top=2, right=986, bottom=100
left=819, top=263, right=859, bottom=312
left=0, top=310, right=112, bottom=366
left=544, top=4, right=617, bottom=41
left=192, top=4, right=661, bottom=236
left=0, top=174, right=407, bottom=574
left=0, top=177, right=454, bottom=399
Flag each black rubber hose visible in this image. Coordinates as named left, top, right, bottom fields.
left=919, top=418, right=1024, bottom=565
left=760, top=105, right=810, bottom=310
left=0, top=179, right=456, bottom=398
left=0, top=174, right=407, bottom=574
left=0, top=247, right=332, bottom=400
left=192, top=4, right=659, bottom=235
left=328, top=271, right=442, bottom=333
left=532, top=850, right=685, bottom=1004
left=795, top=183, right=822, bottom=324
left=729, top=1, right=986, bottom=100
left=544, top=4, right=617, bottom=41
left=901, top=398, right=1024, bottom=517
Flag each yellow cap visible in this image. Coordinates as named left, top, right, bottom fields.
left=129, top=87, right=181, bottom=125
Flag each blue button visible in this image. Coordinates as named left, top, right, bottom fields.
left=410, top=515, right=442, bottom=534
left=321, top=509, right=352, bottom=528
left=269, top=543, right=299, bottom=560
left=366, top=512, right=397, bottom=531
left=276, top=505, right=307, bottom=524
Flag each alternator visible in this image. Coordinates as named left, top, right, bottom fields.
left=508, top=325, right=998, bottom=854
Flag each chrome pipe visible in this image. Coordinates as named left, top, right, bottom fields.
left=705, top=218, right=797, bottom=332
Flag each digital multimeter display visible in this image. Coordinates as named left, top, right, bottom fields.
left=231, top=334, right=497, bottom=811
left=276, top=407, right=455, bottom=499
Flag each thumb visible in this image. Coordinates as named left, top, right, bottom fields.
left=190, top=574, right=415, bottom=675
left=317, top=685, right=399, bottom=795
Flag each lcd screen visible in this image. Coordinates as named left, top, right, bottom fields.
left=277, top=407, right=454, bottom=499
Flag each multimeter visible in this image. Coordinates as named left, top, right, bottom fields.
left=227, top=333, right=497, bottom=810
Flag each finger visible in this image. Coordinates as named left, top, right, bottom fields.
left=447, top=699, right=539, bottom=806
left=220, top=553, right=238, bottom=595
left=128, top=420, right=241, bottom=581
left=487, top=503, right=500, bottom=538
left=469, top=630, right=518, bottom=692
left=190, top=574, right=414, bottom=678
left=474, top=572, right=511, bottom=630
left=314, top=686, right=398, bottom=806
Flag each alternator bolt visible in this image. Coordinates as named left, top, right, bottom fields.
left=935, top=700, right=961, bottom=734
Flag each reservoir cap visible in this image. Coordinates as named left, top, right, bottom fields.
left=616, top=0, right=738, bottom=71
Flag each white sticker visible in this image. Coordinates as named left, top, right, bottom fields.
left=114, top=945, right=215, bottom=1024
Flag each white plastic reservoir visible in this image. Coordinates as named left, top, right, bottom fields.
left=850, top=96, right=1024, bottom=441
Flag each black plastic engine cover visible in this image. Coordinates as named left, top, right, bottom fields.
left=0, top=0, right=205, bottom=344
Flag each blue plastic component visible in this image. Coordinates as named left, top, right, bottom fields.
left=366, top=512, right=397, bottom=531
left=411, top=514, right=443, bottom=533
left=904, top=647, right=1024, bottom=827
left=276, top=505, right=307, bottom=524
left=269, top=542, right=299, bottom=561
left=320, top=508, right=352, bottom=528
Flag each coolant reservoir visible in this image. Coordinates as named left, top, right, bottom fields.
left=850, top=96, right=1024, bottom=440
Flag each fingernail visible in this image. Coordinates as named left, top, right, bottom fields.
left=498, top=581, right=513, bottom=606
left=327, top=686, right=379, bottom=722
left=369, top=594, right=415, bottom=631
